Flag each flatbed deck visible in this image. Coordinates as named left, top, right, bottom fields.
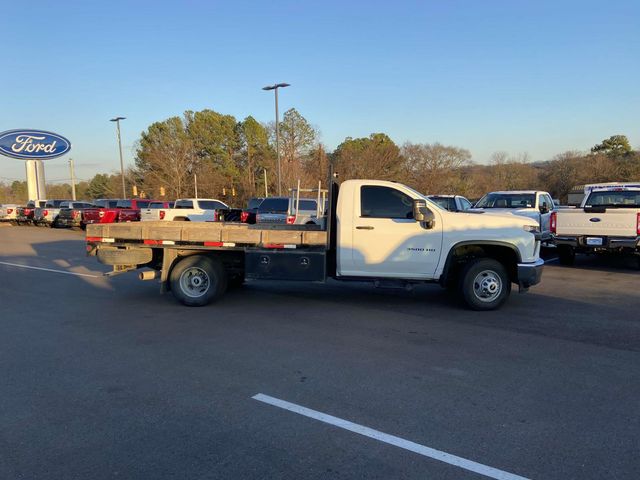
left=86, top=221, right=328, bottom=247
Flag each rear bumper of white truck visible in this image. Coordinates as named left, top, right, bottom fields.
left=554, top=235, right=640, bottom=251
left=517, top=258, right=544, bottom=291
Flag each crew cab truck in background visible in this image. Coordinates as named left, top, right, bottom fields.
left=34, top=199, right=73, bottom=227
left=0, top=204, right=19, bottom=224
left=87, top=179, right=544, bottom=311
left=55, top=201, right=97, bottom=229
left=551, top=186, right=640, bottom=267
left=82, top=199, right=121, bottom=225
left=140, top=198, right=239, bottom=222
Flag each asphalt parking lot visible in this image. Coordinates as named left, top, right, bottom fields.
left=1, top=225, right=639, bottom=480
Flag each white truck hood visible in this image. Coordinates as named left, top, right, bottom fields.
left=470, top=208, right=540, bottom=224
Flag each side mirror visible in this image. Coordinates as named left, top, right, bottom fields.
left=413, top=199, right=436, bottom=229
left=540, top=203, right=549, bottom=214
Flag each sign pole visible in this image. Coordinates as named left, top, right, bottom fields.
left=69, top=159, right=77, bottom=201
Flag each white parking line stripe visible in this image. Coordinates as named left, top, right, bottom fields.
left=252, top=393, right=530, bottom=480
left=0, top=261, right=101, bottom=278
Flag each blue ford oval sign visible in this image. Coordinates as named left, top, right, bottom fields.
left=0, top=129, right=72, bottom=159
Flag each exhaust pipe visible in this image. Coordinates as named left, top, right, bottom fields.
left=139, top=270, right=160, bottom=281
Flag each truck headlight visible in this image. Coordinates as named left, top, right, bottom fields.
left=523, top=225, right=540, bottom=233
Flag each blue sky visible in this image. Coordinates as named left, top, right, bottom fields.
left=1, top=0, right=638, bottom=184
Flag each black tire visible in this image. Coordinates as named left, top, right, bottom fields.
left=557, top=246, right=575, bottom=266
left=169, top=255, right=227, bottom=306
left=97, top=247, right=153, bottom=266
left=459, top=258, right=511, bottom=311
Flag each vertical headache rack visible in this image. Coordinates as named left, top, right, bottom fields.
left=287, top=180, right=328, bottom=218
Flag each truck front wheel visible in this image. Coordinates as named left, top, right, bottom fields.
left=170, top=255, right=227, bottom=306
left=459, top=258, right=511, bottom=311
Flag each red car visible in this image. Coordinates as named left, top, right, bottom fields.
left=84, top=199, right=167, bottom=224
left=116, top=199, right=167, bottom=222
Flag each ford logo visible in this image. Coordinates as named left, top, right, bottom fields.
left=589, top=217, right=601, bottom=222
left=0, top=129, right=71, bottom=160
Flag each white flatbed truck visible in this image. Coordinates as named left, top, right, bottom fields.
left=86, top=179, right=544, bottom=310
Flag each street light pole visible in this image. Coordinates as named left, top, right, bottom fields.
left=262, top=83, right=290, bottom=196
left=110, top=116, right=127, bottom=198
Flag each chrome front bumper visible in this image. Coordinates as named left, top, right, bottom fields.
left=517, top=258, right=544, bottom=291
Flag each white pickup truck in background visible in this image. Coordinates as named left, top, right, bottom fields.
left=141, top=198, right=231, bottom=222
left=551, top=186, right=640, bottom=266
left=472, top=190, right=556, bottom=240
left=0, top=204, right=19, bottom=224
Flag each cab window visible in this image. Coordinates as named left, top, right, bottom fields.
left=361, top=186, right=414, bottom=219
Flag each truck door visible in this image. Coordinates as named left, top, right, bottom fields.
left=348, top=185, right=442, bottom=278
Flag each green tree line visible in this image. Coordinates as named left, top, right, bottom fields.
left=1, top=110, right=637, bottom=206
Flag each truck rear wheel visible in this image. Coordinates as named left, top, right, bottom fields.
left=170, top=255, right=227, bottom=306
left=459, top=258, right=511, bottom=311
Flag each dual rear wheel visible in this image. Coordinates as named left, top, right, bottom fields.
left=169, top=255, right=228, bottom=306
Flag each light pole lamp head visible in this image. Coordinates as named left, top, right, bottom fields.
left=110, top=116, right=126, bottom=122
left=262, top=83, right=290, bottom=91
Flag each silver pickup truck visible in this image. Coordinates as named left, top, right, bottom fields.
left=256, top=197, right=324, bottom=225
left=34, top=199, right=73, bottom=227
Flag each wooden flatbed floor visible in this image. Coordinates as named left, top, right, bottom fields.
left=86, top=221, right=328, bottom=247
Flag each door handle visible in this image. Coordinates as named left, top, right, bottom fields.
left=356, top=225, right=374, bottom=230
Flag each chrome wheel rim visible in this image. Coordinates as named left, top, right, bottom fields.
left=179, top=267, right=210, bottom=298
left=473, top=270, right=502, bottom=303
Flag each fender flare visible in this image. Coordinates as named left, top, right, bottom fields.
left=440, top=240, right=522, bottom=285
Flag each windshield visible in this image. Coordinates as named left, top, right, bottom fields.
left=586, top=190, right=640, bottom=208
left=199, top=200, right=228, bottom=210
left=429, top=196, right=456, bottom=211
left=297, top=199, right=317, bottom=211
left=248, top=198, right=263, bottom=209
left=258, top=198, right=288, bottom=213
left=475, top=193, right=535, bottom=209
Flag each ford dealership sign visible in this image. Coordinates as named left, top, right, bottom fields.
left=0, top=129, right=71, bottom=159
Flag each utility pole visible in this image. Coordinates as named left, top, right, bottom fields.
left=194, top=173, right=198, bottom=198
left=69, top=159, right=77, bottom=200
left=110, top=116, right=127, bottom=198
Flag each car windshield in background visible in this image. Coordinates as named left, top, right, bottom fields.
left=95, top=200, right=119, bottom=208
left=297, top=200, right=317, bottom=211
left=475, top=193, right=535, bottom=208
left=248, top=198, right=263, bottom=209
left=149, top=202, right=173, bottom=208
left=429, top=197, right=455, bottom=211
left=258, top=198, right=288, bottom=213
left=199, top=201, right=228, bottom=210
left=586, top=191, right=640, bottom=207
left=46, top=200, right=67, bottom=208
left=116, top=200, right=132, bottom=208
